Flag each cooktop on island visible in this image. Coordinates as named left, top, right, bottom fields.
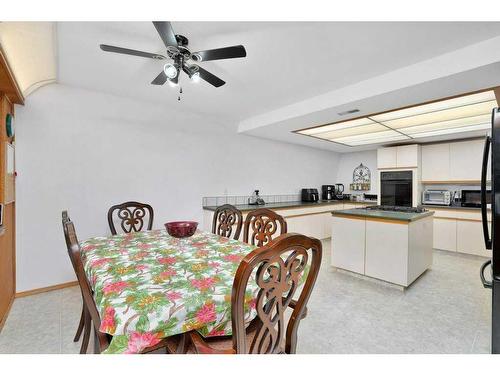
left=365, top=205, right=427, bottom=213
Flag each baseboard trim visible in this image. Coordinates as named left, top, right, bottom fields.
left=0, top=295, right=15, bottom=333
left=15, top=281, right=78, bottom=298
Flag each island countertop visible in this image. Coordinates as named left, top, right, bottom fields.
left=203, top=200, right=377, bottom=212
left=331, top=208, right=434, bottom=222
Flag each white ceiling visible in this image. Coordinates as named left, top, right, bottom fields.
left=56, top=22, right=500, bottom=150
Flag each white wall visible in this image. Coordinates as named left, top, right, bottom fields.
left=335, top=150, right=378, bottom=195
left=14, top=84, right=340, bottom=292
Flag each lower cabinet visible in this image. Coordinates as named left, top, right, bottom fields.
left=433, top=219, right=457, bottom=252
left=432, top=214, right=491, bottom=257
left=331, top=217, right=365, bottom=274
left=456, top=220, right=491, bottom=257
left=286, top=212, right=332, bottom=240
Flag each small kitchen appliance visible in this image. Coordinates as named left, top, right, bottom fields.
left=248, top=190, right=265, bottom=205
left=462, top=189, right=491, bottom=208
left=322, top=185, right=336, bottom=200
left=334, top=183, right=344, bottom=199
left=301, top=188, right=319, bottom=202
left=422, top=189, right=452, bottom=206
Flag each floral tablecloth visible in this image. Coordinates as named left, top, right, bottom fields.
left=80, top=230, right=258, bottom=354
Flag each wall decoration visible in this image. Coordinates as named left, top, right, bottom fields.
left=350, top=163, right=371, bottom=191
left=5, top=113, right=14, bottom=138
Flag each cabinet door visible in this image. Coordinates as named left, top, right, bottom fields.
left=433, top=218, right=457, bottom=251
left=421, top=144, right=450, bottom=181
left=397, top=145, right=419, bottom=168
left=365, top=220, right=408, bottom=286
left=287, top=213, right=331, bottom=240
left=331, top=217, right=365, bottom=273
left=456, top=220, right=491, bottom=257
left=377, top=148, right=397, bottom=169
left=449, top=140, right=483, bottom=181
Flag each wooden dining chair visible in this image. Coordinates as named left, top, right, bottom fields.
left=243, top=208, right=287, bottom=247
left=212, top=204, right=243, bottom=240
left=187, top=233, right=322, bottom=354
left=62, top=210, right=185, bottom=354
left=107, top=201, right=154, bottom=235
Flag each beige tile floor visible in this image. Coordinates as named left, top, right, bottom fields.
left=0, top=240, right=492, bottom=354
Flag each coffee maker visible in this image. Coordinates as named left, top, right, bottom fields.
left=322, top=185, right=336, bottom=200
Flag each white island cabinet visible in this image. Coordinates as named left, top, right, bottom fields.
left=331, top=209, right=433, bottom=288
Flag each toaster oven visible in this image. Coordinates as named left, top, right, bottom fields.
left=422, top=190, right=452, bottom=206
left=461, top=189, right=491, bottom=208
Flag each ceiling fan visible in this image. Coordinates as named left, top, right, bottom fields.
left=99, top=21, right=246, bottom=88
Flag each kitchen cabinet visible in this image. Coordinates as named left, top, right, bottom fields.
left=433, top=218, right=457, bottom=252
left=396, top=145, right=419, bottom=168
left=377, top=148, right=397, bottom=169
left=331, top=216, right=365, bottom=274
left=377, top=145, right=420, bottom=169
left=456, top=220, right=491, bottom=257
left=365, top=220, right=409, bottom=285
left=449, top=140, right=483, bottom=181
left=422, top=143, right=450, bottom=181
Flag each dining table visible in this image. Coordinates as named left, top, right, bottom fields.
left=80, top=229, right=260, bottom=354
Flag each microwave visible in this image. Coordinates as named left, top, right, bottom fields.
left=461, top=189, right=491, bottom=208
left=422, top=190, right=452, bottom=206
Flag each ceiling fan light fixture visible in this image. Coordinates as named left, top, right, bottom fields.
left=190, top=72, right=200, bottom=83
left=163, top=63, right=178, bottom=79
left=168, top=79, right=178, bottom=87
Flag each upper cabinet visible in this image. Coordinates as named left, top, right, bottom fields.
left=421, top=139, right=489, bottom=183
left=449, top=139, right=484, bottom=181
left=377, top=145, right=420, bottom=169
left=377, top=148, right=397, bottom=169
left=421, top=143, right=450, bottom=181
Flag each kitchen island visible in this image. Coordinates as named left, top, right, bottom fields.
left=331, top=207, right=434, bottom=288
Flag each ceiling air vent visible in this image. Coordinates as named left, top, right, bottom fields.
left=337, top=109, right=360, bottom=116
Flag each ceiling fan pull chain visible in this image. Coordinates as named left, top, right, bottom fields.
left=178, top=86, right=183, bottom=101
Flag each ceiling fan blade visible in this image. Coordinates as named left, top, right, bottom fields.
left=195, top=65, right=225, bottom=87
left=100, top=44, right=166, bottom=59
left=151, top=71, right=168, bottom=85
left=191, top=45, right=246, bottom=62
left=152, top=21, right=178, bottom=48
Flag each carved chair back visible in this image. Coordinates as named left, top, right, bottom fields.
left=62, top=211, right=109, bottom=352
left=231, top=233, right=322, bottom=354
left=212, top=204, right=243, bottom=240
left=243, top=208, right=287, bottom=247
left=107, top=201, right=154, bottom=235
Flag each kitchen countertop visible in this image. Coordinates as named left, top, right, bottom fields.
left=332, top=208, right=434, bottom=222
left=202, top=200, right=378, bottom=212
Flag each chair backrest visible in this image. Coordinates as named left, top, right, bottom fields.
left=212, top=204, right=243, bottom=240
left=62, top=211, right=109, bottom=352
left=243, top=208, right=287, bottom=247
left=107, top=201, right=154, bottom=235
left=231, top=233, right=322, bottom=354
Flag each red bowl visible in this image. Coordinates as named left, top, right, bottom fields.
left=165, top=221, right=198, bottom=238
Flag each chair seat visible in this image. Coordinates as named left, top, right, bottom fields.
left=187, top=329, right=285, bottom=354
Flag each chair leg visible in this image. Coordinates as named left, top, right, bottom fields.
left=80, top=308, right=91, bottom=354
left=73, top=305, right=85, bottom=342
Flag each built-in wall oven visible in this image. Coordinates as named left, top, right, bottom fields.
left=380, top=171, right=413, bottom=207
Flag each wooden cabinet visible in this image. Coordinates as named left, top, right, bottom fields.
left=396, top=145, right=419, bottom=168
left=377, top=145, right=419, bottom=169
left=433, top=218, right=457, bottom=252
left=365, top=220, right=408, bottom=285
left=456, top=220, right=491, bottom=257
left=422, top=143, right=450, bottom=181
left=449, top=140, right=484, bottom=181
left=377, top=148, right=397, bottom=169
left=421, top=139, right=489, bottom=183
left=331, top=217, right=365, bottom=274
